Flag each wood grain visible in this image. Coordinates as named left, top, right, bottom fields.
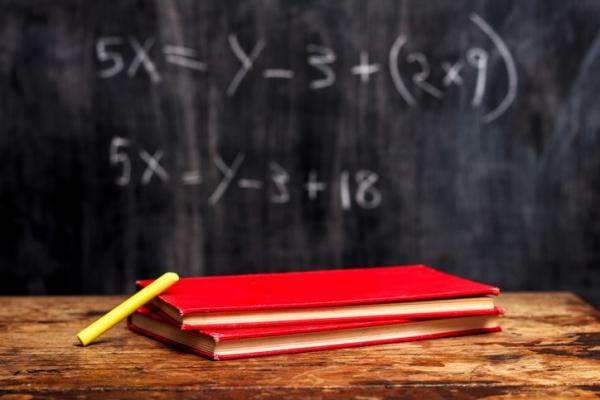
left=1, top=292, right=599, bottom=398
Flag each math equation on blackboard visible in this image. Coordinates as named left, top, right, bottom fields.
left=103, top=12, right=518, bottom=211
left=95, top=13, right=516, bottom=124
left=109, top=137, right=382, bottom=210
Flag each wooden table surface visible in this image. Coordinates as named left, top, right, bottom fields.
left=1, top=292, right=599, bottom=399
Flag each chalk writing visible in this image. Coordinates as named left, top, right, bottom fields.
left=95, top=13, right=517, bottom=123
left=406, top=52, right=443, bottom=99
left=139, top=149, right=168, bottom=185
left=441, top=61, right=463, bottom=87
left=209, top=153, right=245, bottom=205
left=127, top=37, right=161, bottom=83
left=304, top=171, right=327, bottom=200
left=355, top=170, right=381, bottom=209
left=110, top=138, right=382, bottom=210
left=109, top=137, right=132, bottom=186
left=227, top=35, right=265, bottom=96
left=467, top=48, right=488, bottom=107
left=307, top=44, right=336, bottom=90
left=388, top=35, right=416, bottom=107
left=182, top=170, right=202, bottom=185
left=96, top=37, right=125, bottom=79
left=238, top=179, right=264, bottom=189
left=339, top=171, right=352, bottom=210
left=270, top=162, right=290, bottom=204
left=263, top=69, right=294, bottom=79
left=351, top=51, right=380, bottom=84
left=163, top=45, right=207, bottom=71
left=469, top=13, right=517, bottom=123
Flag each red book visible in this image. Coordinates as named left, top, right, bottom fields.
left=128, top=306, right=503, bottom=360
left=137, top=265, right=500, bottom=329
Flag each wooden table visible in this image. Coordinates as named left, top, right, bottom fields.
left=1, top=292, right=599, bottom=399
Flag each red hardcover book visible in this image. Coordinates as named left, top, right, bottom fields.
left=137, top=265, right=500, bottom=329
left=128, top=307, right=503, bottom=360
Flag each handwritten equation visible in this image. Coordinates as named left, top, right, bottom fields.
left=96, top=13, right=517, bottom=123
left=110, top=137, right=382, bottom=210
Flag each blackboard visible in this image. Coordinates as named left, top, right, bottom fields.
left=1, top=0, right=599, bottom=306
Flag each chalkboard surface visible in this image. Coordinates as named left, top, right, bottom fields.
left=1, top=0, right=599, bottom=306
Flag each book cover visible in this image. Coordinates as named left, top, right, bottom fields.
left=137, top=265, right=499, bottom=329
left=128, top=307, right=503, bottom=360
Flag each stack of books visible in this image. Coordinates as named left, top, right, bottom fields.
left=128, top=265, right=502, bottom=360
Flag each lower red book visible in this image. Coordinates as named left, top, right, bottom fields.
left=128, top=307, right=502, bottom=360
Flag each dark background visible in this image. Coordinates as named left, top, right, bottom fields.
left=1, top=0, right=599, bottom=307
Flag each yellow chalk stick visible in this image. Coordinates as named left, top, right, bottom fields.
left=77, top=272, right=179, bottom=346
